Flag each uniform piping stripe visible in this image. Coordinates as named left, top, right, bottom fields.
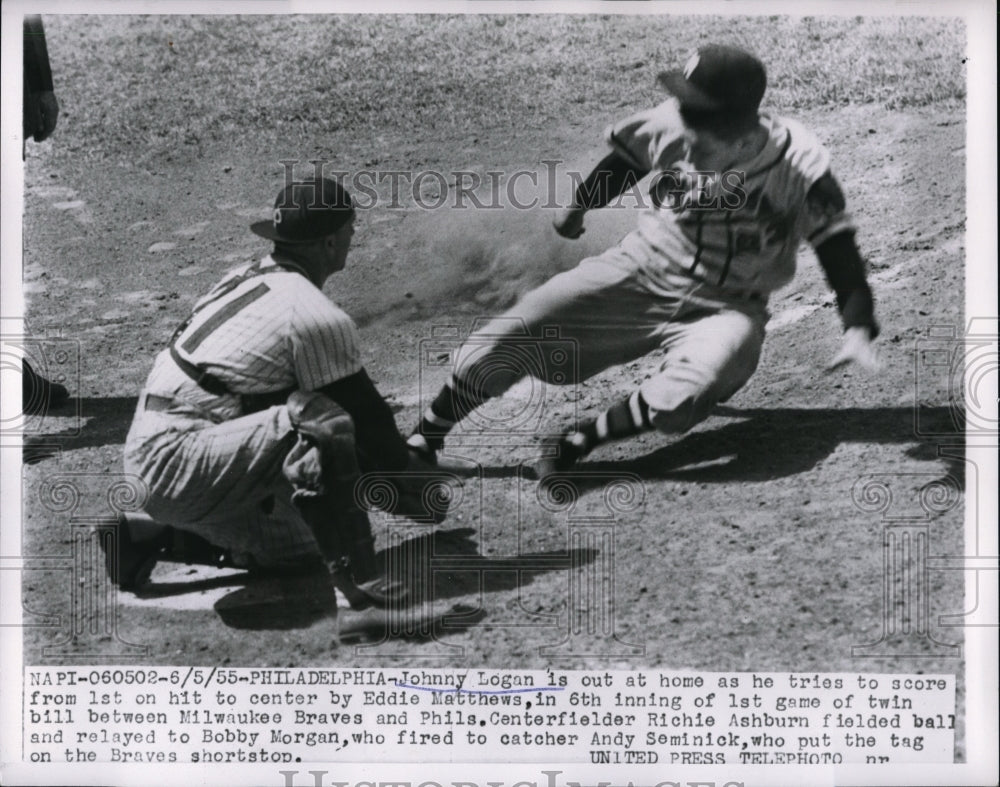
left=744, top=132, right=793, bottom=179
left=808, top=218, right=854, bottom=246
left=718, top=211, right=735, bottom=286
left=181, top=283, right=271, bottom=353
left=688, top=211, right=705, bottom=274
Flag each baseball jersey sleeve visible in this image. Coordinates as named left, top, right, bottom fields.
left=290, top=288, right=364, bottom=392
left=778, top=117, right=855, bottom=247
left=604, top=100, right=686, bottom=172
left=800, top=170, right=855, bottom=247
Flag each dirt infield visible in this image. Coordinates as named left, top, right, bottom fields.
left=17, top=13, right=968, bottom=757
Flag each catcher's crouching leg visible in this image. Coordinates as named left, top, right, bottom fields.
left=97, top=512, right=243, bottom=591
left=284, top=391, right=407, bottom=611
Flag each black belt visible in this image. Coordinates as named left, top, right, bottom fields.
left=167, top=346, right=294, bottom=413
left=169, top=345, right=231, bottom=396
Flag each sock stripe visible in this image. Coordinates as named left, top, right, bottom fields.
left=422, top=408, right=454, bottom=428
left=566, top=431, right=589, bottom=451
left=579, top=390, right=653, bottom=454
left=413, top=374, right=494, bottom=452
left=595, top=412, right=610, bottom=440
left=630, top=390, right=651, bottom=429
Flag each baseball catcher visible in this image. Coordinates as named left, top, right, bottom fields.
left=407, top=44, right=880, bottom=477
left=111, top=176, right=441, bottom=610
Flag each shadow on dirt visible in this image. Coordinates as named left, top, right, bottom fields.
left=212, top=570, right=338, bottom=630
left=135, top=573, right=251, bottom=598
left=382, top=526, right=599, bottom=602
left=335, top=602, right=490, bottom=646
left=533, top=405, right=966, bottom=489
left=22, top=395, right=406, bottom=465
left=22, top=395, right=138, bottom=464
left=142, top=527, right=595, bottom=632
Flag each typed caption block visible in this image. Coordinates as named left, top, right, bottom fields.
left=23, top=669, right=954, bottom=765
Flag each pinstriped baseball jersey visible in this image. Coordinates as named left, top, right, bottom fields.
left=125, top=254, right=363, bottom=564
left=606, top=99, right=854, bottom=294
left=143, top=255, right=362, bottom=420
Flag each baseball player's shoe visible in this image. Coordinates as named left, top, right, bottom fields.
left=406, top=440, right=479, bottom=478
left=96, top=513, right=171, bottom=591
left=22, top=360, right=69, bottom=416
left=533, top=433, right=589, bottom=485
left=97, top=512, right=247, bottom=591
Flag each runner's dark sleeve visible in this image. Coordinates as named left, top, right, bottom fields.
left=570, top=150, right=648, bottom=210
left=814, top=231, right=879, bottom=338
left=24, top=16, right=54, bottom=92
left=318, top=369, right=410, bottom=472
left=806, top=172, right=879, bottom=338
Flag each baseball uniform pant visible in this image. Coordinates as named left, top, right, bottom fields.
left=453, top=245, right=768, bottom=434
left=124, top=400, right=318, bottom=566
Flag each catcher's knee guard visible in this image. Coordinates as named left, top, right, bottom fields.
left=283, top=391, right=407, bottom=610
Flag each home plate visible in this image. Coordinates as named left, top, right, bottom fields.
left=116, top=564, right=249, bottom=611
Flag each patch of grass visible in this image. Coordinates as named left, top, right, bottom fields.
left=45, top=14, right=965, bottom=165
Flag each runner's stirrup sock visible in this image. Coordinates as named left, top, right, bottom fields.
left=570, top=390, right=653, bottom=454
left=409, top=374, right=493, bottom=453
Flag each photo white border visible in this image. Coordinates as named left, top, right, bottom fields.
left=2, top=1, right=996, bottom=785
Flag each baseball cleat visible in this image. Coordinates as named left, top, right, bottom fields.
left=22, top=360, right=70, bottom=416
left=533, top=433, right=589, bottom=484
left=99, top=513, right=255, bottom=590
left=408, top=441, right=481, bottom=478
left=96, top=513, right=170, bottom=591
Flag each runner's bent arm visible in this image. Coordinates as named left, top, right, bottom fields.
left=555, top=151, right=649, bottom=237
left=807, top=172, right=878, bottom=338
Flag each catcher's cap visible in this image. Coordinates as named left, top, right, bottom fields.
left=657, top=44, right=766, bottom=115
left=251, top=177, right=354, bottom=244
